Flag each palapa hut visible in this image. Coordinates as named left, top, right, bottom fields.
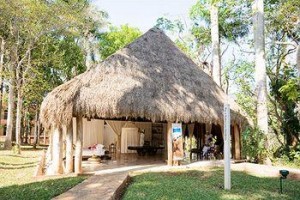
left=40, top=28, right=249, bottom=175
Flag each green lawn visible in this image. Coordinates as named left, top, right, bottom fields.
left=123, top=169, right=300, bottom=200
left=0, top=147, right=87, bottom=200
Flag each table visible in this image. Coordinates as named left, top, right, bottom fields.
left=190, top=148, right=202, bottom=160
left=128, top=146, right=164, bottom=156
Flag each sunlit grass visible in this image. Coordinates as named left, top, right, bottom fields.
left=0, top=147, right=87, bottom=200
left=123, top=168, right=300, bottom=200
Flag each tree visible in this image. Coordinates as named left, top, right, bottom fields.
left=98, top=25, right=142, bottom=59
left=253, top=0, right=269, bottom=153
left=0, top=0, right=106, bottom=150
left=264, top=0, right=300, bottom=157
left=210, top=1, right=221, bottom=86
left=189, top=0, right=250, bottom=87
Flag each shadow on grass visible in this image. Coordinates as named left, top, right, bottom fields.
left=0, top=161, right=37, bottom=166
left=0, top=164, right=37, bottom=170
left=122, top=169, right=300, bottom=200
left=0, top=176, right=86, bottom=200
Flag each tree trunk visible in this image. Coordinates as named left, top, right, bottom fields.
left=15, top=89, right=23, bottom=153
left=0, top=38, right=5, bottom=122
left=211, top=3, right=221, bottom=87
left=33, top=109, right=39, bottom=149
left=167, top=122, right=173, bottom=166
left=253, top=0, right=269, bottom=156
left=83, top=32, right=93, bottom=70
left=4, top=64, right=15, bottom=149
left=297, top=45, right=300, bottom=78
left=296, top=45, right=300, bottom=121
left=24, top=108, right=30, bottom=144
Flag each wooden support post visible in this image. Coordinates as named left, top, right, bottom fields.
left=167, top=122, right=173, bottom=166
left=52, top=127, right=63, bottom=174
left=65, top=123, right=74, bottom=173
left=75, top=117, right=83, bottom=174
left=233, top=124, right=241, bottom=160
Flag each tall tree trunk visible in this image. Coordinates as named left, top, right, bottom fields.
left=253, top=0, right=269, bottom=152
left=211, top=3, right=221, bottom=87
left=0, top=38, right=5, bottom=121
left=4, top=44, right=17, bottom=150
left=33, top=109, right=39, bottom=149
left=15, top=87, right=23, bottom=153
left=83, top=32, right=93, bottom=70
left=24, top=108, right=29, bottom=144
left=296, top=45, right=300, bottom=122
left=297, top=45, right=300, bottom=78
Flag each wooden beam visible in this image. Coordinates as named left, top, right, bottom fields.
left=234, top=124, right=241, bottom=160
left=167, top=122, right=173, bottom=166
left=75, top=117, right=83, bottom=174
left=65, top=123, right=74, bottom=173
left=52, top=127, right=63, bottom=174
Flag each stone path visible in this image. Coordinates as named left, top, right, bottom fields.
left=53, top=172, right=129, bottom=200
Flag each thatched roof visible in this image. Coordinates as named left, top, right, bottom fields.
left=40, top=28, right=249, bottom=129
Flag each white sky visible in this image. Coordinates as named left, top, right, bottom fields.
left=92, top=0, right=197, bottom=32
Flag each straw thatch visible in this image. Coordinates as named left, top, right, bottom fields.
left=40, top=28, right=249, bottom=129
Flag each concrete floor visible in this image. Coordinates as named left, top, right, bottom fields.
left=82, top=153, right=166, bottom=175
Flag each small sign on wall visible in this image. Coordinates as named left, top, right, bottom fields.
left=172, top=123, right=183, bottom=161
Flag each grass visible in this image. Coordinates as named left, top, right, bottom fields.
left=0, top=146, right=87, bottom=200
left=122, top=168, right=300, bottom=200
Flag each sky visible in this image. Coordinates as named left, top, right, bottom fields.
left=92, top=0, right=197, bottom=32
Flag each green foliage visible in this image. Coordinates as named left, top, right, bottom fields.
left=269, top=67, right=300, bottom=149
left=184, top=135, right=197, bottom=153
left=189, top=0, right=251, bottom=45
left=98, top=25, right=142, bottom=59
left=123, top=169, right=300, bottom=200
left=227, top=60, right=256, bottom=120
left=266, top=0, right=300, bottom=41
left=241, top=127, right=266, bottom=163
left=23, top=35, right=86, bottom=107
left=155, top=17, right=184, bottom=34
left=273, top=145, right=300, bottom=168
left=0, top=0, right=105, bottom=130
left=279, top=78, right=300, bottom=101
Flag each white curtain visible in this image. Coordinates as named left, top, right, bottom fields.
left=103, top=125, right=117, bottom=149
left=82, top=119, right=104, bottom=148
left=121, top=127, right=139, bottom=153
left=106, top=120, right=126, bottom=152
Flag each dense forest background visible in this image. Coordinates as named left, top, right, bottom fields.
left=0, top=0, right=299, bottom=167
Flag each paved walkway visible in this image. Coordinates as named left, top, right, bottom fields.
left=53, top=172, right=129, bottom=200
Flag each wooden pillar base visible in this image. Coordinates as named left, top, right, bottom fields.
left=167, top=122, right=173, bottom=166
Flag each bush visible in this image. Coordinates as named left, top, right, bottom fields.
left=241, top=126, right=266, bottom=163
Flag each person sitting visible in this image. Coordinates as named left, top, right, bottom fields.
left=202, top=138, right=213, bottom=158
left=204, top=131, right=213, bottom=145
